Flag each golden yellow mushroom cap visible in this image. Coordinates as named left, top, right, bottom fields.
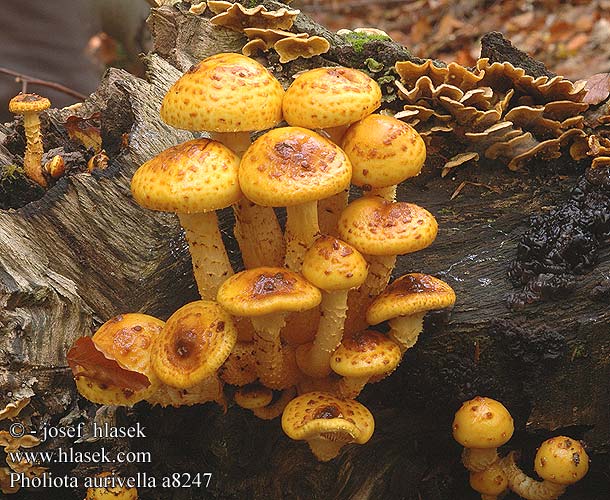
left=330, top=330, right=401, bottom=378
left=85, top=472, right=137, bottom=499
left=534, top=436, right=590, bottom=485
left=338, top=196, right=438, bottom=256
left=160, top=53, right=284, bottom=133
left=151, top=300, right=237, bottom=389
left=301, top=236, right=368, bottom=291
left=366, top=273, right=456, bottom=325
left=281, top=391, right=374, bottom=444
left=217, top=267, right=322, bottom=317
left=234, top=384, right=274, bottom=409
left=239, top=126, right=351, bottom=207
left=131, top=138, right=241, bottom=214
left=282, top=67, right=381, bottom=129
left=469, top=462, right=508, bottom=495
left=9, top=93, right=51, bottom=114
left=452, top=396, right=514, bottom=449
left=341, top=114, right=426, bottom=189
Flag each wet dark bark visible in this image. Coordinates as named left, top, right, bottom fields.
left=1, top=3, right=609, bottom=499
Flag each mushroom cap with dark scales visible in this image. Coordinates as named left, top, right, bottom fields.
left=92, top=313, right=165, bottom=377
left=160, top=52, right=284, bottom=133
left=239, top=127, right=351, bottom=207
left=330, top=330, right=401, bottom=378
left=341, top=114, right=426, bottom=189
left=151, top=300, right=237, bottom=389
left=338, top=197, right=438, bottom=256
left=534, top=436, right=589, bottom=485
left=281, top=391, right=374, bottom=444
left=8, top=93, right=51, bottom=114
left=366, top=273, right=456, bottom=324
left=282, top=67, right=381, bottom=129
left=217, top=267, right=322, bottom=317
left=301, top=236, right=368, bottom=291
left=452, top=396, right=514, bottom=449
left=130, top=138, right=241, bottom=214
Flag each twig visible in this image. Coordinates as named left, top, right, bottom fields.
left=0, top=67, right=87, bottom=101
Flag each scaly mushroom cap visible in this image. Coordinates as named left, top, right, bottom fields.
left=330, top=330, right=401, bottom=378
left=281, top=391, right=374, bottom=444
left=131, top=138, right=241, bottom=214
left=341, top=114, right=426, bottom=189
left=282, top=67, right=381, bottom=129
left=366, top=273, right=456, bottom=324
left=217, top=267, right=322, bottom=316
left=469, top=462, right=508, bottom=495
left=234, top=384, right=274, bottom=409
left=85, top=472, right=138, bottom=499
left=239, top=127, right=351, bottom=207
left=338, top=197, right=438, bottom=256
left=452, top=396, right=514, bottom=449
left=151, top=300, right=237, bottom=389
left=534, top=436, right=589, bottom=485
left=8, top=93, right=51, bottom=114
left=301, top=236, right=368, bottom=291
left=160, top=53, right=284, bottom=132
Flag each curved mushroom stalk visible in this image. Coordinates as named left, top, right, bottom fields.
left=501, top=452, right=566, bottom=500
left=178, top=212, right=234, bottom=300
left=251, top=387, right=297, bottom=420
left=369, top=185, right=398, bottom=201
left=462, top=447, right=501, bottom=473
left=387, top=312, right=426, bottom=353
left=335, top=375, right=370, bottom=399
left=284, top=201, right=320, bottom=271
left=318, top=190, right=348, bottom=236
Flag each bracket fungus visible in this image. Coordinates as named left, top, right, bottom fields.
left=281, top=391, right=374, bottom=461
left=366, top=273, right=456, bottom=353
left=217, top=267, right=321, bottom=389
left=210, top=2, right=299, bottom=32
left=501, top=437, right=589, bottom=500
left=8, top=93, right=51, bottom=187
left=274, top=35, right=330, bottom=63
left=452, top=396, right=515, bottom=473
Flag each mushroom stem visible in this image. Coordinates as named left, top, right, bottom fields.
left=361, top=254, right=397, bottom=297
left=233, top=199, right=285, bottom=268
left=252, top=387, right=297, bottom=420
left=251, top=314, right=298, bottom=389
left=501, top=452, right=566, bottom=500
left=177, top=212, right=234, bottom=300
left=22, top=112, right=47, bottom=187
left=369, top=185, right=397, bottom=201
left=285, top=201, right=320, bottom=271
left=318, top=189, right=349, bottom=236
left=336, top=375, right=369, bottom=399
left=298, top=290, right=349, bottom=378
left=462, top=447, right=500, bottom=473
left=209, top=131, right=251, bottom=156
left=387, top=312, right=426, bottom=353
left=307, top=437, right=346, bottom=462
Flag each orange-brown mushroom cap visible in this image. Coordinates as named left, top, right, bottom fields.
left=8, top=93, right=51, bottom=114
left=217, top=267, right=322, bottom=317
left=452, top=396, right=514, bottom=449
left=151, top=300, right=237, bottom=389
left=160, top=53, right=284, bottom=133
left=282, top=67, right=381, bottom=129
left=239, top=126, right=352, bottom=207
left=338, top=197, right=438, bottom=256
left=534, top=436, right=589, bottom=485
left=366, top=273, right=456, bottom=325
left=131, top=138, right=241, bottom=214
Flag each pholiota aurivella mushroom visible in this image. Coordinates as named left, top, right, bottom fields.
left=85, top=471, right=138, bottom=499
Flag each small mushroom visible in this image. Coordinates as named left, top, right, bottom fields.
left=217, top=267, right=321, bottom=389
left=234, top=383, right=273, bottom=409
left=44, top=155, right=65, bottom=180
left=274, top=36, right=330, bottom=63
left=8, top=93, right=51, bottom=187
left=501, top=437, right=589, bottom=500
left=452, top=396, right=515, bottom=473
left=251, top=387, right=297, bottom=420
left=469, top=462, right=508, bottom=500
left=366, top=273, right=456, bottom=353
left=281, top=391, right=375, bottom=461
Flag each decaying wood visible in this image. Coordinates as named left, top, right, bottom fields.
left=1, top=2, right=609, bottom=499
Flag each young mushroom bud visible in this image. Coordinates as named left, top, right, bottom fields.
left=501, top=437, right=589, bottom=500
left=453, top=396, right=515, bottom=473
left=281, top=391, right=375, bottom=461
left=297, top=236, right=368, bottom=378
left=469, top=462, right=509, bottom=500
left=366, top=273, right=456, bottom=353
left=234, top=383, right=273, bottom=410
left=8, top=93, right=51, bottom=187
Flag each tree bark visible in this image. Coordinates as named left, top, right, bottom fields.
left=1, top=3, right=608, bottom=500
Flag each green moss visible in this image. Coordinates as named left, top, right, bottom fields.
left=343, top=31, right=391, bottom=54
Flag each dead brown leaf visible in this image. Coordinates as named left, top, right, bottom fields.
left=583, top=73, right=610, bottom=105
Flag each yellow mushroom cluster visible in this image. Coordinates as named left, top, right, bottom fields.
left=453, top=396, right=590, bottom=500
left=67, top=51, right=458, bottom=462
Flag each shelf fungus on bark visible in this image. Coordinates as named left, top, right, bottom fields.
left=131, top=138, right=240, bottom=300
left=159, top=52, right=285, bottom=268
left=501, top=437, right=589, bottom=500
left=67, top=314, right=165, bottom=406
left=297, top=236, right=368, bottom=378
left=452, top=396, right=514, bottom=473
left=281, top=391, right=374, bottom=461
left=209, top=2, right=300, bottom=32
left=217, top=267, right=321, bottom=389
left=239, top=127, right=352, bottom=271
left=366, top=273, right=456, bottom=353
left=242, top=28, right=308, bottom=58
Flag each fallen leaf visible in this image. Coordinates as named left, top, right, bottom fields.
left=583, top=73, right=610, bottom=104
